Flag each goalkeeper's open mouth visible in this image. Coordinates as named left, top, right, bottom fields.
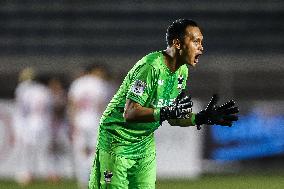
left=194, top=54, right=201, bottom=64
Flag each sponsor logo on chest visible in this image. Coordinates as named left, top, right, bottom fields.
left=158, top=79, right=164, bottom=85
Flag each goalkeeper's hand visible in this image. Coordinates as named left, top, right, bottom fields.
left=195, top=94, right=239, bottom=128
left=159, top=90, right=193, bottom=123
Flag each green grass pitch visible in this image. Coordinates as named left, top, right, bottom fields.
left=0, top=173, right=284, bottom=189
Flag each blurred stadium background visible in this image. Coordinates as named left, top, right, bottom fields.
left=0, top=0, right=284, bottom=188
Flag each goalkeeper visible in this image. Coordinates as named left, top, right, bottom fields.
left=89, top=18, right=239, bottom=189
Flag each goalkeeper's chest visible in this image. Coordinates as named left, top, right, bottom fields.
left=151, top=78, right=185, bottom=108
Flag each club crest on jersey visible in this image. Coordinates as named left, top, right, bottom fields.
left=177, top=75, right=184, bottom=89
left=131, top=80, right=146, bottom=96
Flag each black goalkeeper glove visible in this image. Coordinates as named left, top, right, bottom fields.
left=195, top=94, right=239, bottom=129
left=159, top=90, right=193, bottom=123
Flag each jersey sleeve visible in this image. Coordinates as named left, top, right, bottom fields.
left=126, top=63, right=158, bottom=106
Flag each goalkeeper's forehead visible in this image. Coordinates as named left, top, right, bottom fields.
left=184, top=26, right=203, bottom=41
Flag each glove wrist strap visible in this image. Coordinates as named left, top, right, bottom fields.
left=191, top=113, right=196, bottom=125
left=153, top=108, right=161, bottom=122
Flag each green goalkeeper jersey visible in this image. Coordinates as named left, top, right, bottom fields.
left=97, top=51, right=188, bottom=159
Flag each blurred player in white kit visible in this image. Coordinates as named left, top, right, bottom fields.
left=14, top=68, right=54, bottom=185
left=68, top=64, right=112, bottom=189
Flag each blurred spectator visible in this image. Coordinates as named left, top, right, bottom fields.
left=68, top=64, right=112, bottom=189
left=13, top=69, right=53, bottom=186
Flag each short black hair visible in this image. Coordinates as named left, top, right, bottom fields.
left=166, top=18, right=199, bottom=46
